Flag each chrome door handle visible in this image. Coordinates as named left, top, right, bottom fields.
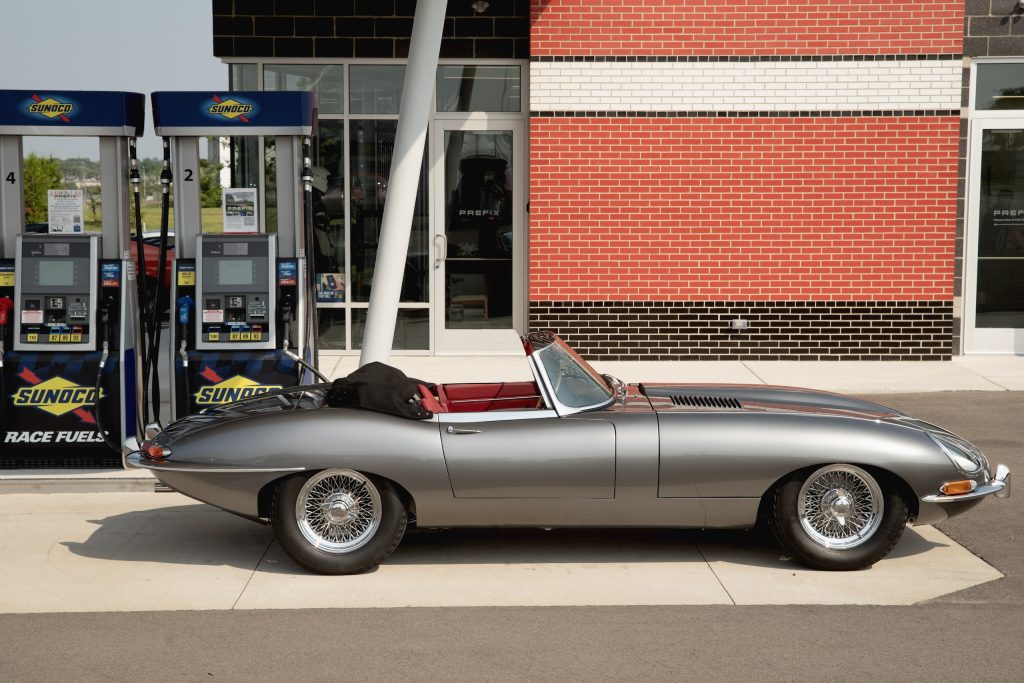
left=446, top=425, right=480, bottom=435
left=434, top=233, right=448, bottom=270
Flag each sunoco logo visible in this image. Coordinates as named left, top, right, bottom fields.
left=194, top=375, right=282, bottom=406
left=12, top=376, right=103, bottom=417
left=26, top=94, right=75, bottom=123
left=208, top=95, right=253, bottom=123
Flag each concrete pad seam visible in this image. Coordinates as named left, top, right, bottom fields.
left=695, top=545, right=736, bottom=606
left=739, top=361, right=768, bottom=386
left=232, top=537, right=276, bottom=610
left=953, top=364, right=1010, bottom=391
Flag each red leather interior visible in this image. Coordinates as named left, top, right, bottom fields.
left=437, top=381, right=543, bottom=412
left=418, top=384, right=445, bottom=414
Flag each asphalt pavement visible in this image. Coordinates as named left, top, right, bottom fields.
left=0, top=390, right=1021, bottom=681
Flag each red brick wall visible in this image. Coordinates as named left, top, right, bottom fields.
left=529, top=116, right=959, bottom=301
left=530, top=0, right=963, bottom=56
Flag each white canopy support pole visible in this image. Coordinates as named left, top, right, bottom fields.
left=360, top=0, right=448, bottom=366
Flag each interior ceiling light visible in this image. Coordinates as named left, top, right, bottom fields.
left=471, top=1, right=490, bottom=13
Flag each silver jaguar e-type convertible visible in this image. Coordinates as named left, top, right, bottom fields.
left=125, top=332, right=1010, bottom=574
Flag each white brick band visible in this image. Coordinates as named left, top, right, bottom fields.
left=529, top=59, right=963, bottom=112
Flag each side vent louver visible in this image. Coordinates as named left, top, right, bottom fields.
left=670, top=395, right=743, bottom=409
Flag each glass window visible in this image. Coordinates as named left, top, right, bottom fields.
left=264, top=64, right=344, bottom=114
left=310, top=121, right=346, bottom=302
left=352, top=309, right=429, bottom=350
left=263, top=136, right=276, bottom=234
left=230, top=63, right=258, bottom=91
left=976, top=63, right=1024, bottom=111
left=318, top=308, right=347, bottom=351
left=975, top=129, right=1024, bottom=328
left=442, top=130, right=514, bottom=330
left=537, top=342, right=613, bottom=409
left=350, top=66, right=405, bottom=115
left=437, top=66, right=521, bottom=112
left=349, top=120, right=428, bottom=303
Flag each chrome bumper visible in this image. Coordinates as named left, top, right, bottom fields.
left=921, top=464, right=1011, bottom=503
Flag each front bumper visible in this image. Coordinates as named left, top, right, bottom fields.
left=921, top=464, right=1011, bottom=503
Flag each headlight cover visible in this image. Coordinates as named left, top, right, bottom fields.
left=928, top=432, right=988, bottom=476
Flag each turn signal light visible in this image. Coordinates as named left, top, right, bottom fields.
left=939, top=480, right=977, bottom=495
left=140, top=440, right=170, bottom=460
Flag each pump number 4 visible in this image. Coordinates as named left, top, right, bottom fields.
left=5, top=172, right=14, bottom=184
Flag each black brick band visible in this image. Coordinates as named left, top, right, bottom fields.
left=530, top=301, right=954, bottom=361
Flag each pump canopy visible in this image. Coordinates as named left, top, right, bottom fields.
left=150, top=91, right=316, bottom=137
left=0, top=90, right=144, bottom=137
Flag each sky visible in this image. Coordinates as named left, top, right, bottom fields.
left=0, top=1, right=225, bottom=159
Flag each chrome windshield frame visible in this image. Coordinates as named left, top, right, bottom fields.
left=527, top=337, right=614, bottom=417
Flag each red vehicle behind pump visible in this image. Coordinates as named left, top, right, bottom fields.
left=130, top=231, right=174, bottom=285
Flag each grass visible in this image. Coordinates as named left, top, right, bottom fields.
left=135, top=205, right=225, bottom=234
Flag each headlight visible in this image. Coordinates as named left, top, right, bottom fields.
left=928, top=433, right=988, bottom=476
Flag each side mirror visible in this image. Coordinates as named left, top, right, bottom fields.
left=602, top=374, right=627, bottom=404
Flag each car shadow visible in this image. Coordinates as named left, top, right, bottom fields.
left=61, top=503, right=274, bottom=571
left=60, top=501, right=947, bottom=573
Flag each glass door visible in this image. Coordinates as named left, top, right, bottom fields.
left=432, top=120, right=524, bottom=353
left=965, top=120, right=1024, bottom=353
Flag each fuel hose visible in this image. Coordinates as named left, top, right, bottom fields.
left=146, top=138, right=173, bottom=426
left=301, top=137, right=320, bottom=383
left=128, top=138, right=151, bottom=426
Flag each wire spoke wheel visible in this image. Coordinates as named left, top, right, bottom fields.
left=797, top=465, right=883, bottom=550
left=295, top=470, right=382, bottom=554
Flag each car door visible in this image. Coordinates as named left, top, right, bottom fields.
left=439, top=410, right=616, bottom=498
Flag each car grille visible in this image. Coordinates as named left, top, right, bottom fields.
left=669, top=395, right=743, bottom=409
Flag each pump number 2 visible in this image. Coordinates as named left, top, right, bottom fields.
left=183, top=169, right=194, bottom=182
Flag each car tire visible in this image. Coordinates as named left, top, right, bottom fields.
left=769, top=464, right=908, bottom=571
left=272, top=469, right=407, bottom=575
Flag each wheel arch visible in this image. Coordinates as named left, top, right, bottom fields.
left=755, top=462, right=920, bottom=526
left=257, top=468, right=417, bottom=521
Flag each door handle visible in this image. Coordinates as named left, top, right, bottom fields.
left=434, top=233, right=448, bottom=270
left=446, top=425, right=480, bottom=435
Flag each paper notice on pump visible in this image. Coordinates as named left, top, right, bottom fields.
left=47, top=189, right=84, bottom=233
left=203, top=309, right=224, bottom=323
left=223, top=188, right=258, bottom=233
left=21, top=310, right=43, bottom=324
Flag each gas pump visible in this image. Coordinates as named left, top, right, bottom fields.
left=148, top=91, right=323, bottom=421
left=0, top=90, right=144, bottom=467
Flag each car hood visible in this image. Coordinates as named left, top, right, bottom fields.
left=638, top=383, right=902, bottom=419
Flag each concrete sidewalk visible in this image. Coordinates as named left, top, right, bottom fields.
left=321, top=354, right=1024, bottom=393
left=0, top=492, right=1003, bottom=613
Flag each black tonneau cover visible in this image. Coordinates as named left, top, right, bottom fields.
left=325, top=362, right=434, bottom=420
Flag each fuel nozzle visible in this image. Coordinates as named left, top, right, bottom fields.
left=279, top=294, right=295, bottom=350
left=99, top=294, right=117, bottom=344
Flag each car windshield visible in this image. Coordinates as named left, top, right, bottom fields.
left=536, top=339, right=613, bottom=409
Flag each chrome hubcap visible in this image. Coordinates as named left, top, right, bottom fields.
left=798, top=465, right=883, bottom=550
left=295, top=470, right=381, bottom=554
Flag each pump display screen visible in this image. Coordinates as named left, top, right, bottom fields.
left=38, top=260, right=75, bottom=287
left=219, top=259, right=254, bottom=286
left=44, top=242, right=71, bottom=257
